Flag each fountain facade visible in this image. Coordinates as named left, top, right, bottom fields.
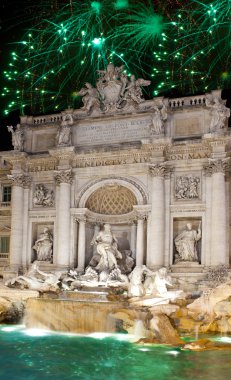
left=0, top=66, right=231, bottom=339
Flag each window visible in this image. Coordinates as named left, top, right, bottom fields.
left=0, top=236, right=10, bottom=257
left=2, top=186, right=11, bottom=203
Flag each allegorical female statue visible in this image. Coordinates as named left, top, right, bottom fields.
left=174, top=222, right=201, bottom=263
left=33, top=227, right=53, bottom=262
left=90, top=224, right=122, bottom=272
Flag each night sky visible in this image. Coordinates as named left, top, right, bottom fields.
left=0, top=0, right=230, bottom=151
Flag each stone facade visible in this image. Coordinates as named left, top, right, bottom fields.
left=0, top=85, right=230, bottom=281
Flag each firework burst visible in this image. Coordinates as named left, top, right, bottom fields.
left=1, top=0, right=230, bottom=116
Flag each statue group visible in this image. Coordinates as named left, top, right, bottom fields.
left=89, top=224, right=134, bottom=277
left=78, top=63, right=150, bottom=114
left=7, top=222, right=185, bottom=305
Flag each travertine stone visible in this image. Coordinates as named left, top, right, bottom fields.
left=148, top=164, right=166, bottom=267
left=1, top=90, right=231, bottom=282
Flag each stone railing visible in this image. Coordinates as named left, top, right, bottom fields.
left=0, top=253, right=9, bottom=259
left=20, top=113, right=62, bottom=125
left=0, top=202, right=11, bottom=208
left=168, top=95, right=206, bottom=108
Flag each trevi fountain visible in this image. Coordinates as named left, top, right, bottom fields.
left=0, top=65, right=231, bottom=379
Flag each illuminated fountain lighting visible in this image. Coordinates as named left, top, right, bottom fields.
left=216, top=336, right=231, bottom=344
left=1, top=325, right=24, bottom=332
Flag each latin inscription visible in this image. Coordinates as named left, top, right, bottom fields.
left=74, top=118, right=151, bottom=145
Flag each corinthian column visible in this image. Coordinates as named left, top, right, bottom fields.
left=7, top=174, right=28, bottom=269
left=22, top=176, right=31, bottom=268
left=54, top=169, right=72, bottom=267
left=147, top=164, right=166, bottom=268
left=76, top=214, right=87, bottom=272
left=135, top=216, right=145, bottom=266
left=130, top=222, right=137, bottom=259
left=209, top=159, right=229, bottom=265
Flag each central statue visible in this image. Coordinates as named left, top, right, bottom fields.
left=91, top=224, right=122, bottom=272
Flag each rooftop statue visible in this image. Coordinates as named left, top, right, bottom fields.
left=7, top=124, right=24, bottom=151
left=56, top=114, right=73, bottom=147
left=149, top=103, right=167, bottom=136
left=78, top=82, right=101, bottom=114
left=206, top=96, right=230, bottom=132
left=78, top=64, right=150, bottom=114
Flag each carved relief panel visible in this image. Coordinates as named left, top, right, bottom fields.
left=174, top=173, right=201, bottom=201
left=33, top=184, right=55, bottom=207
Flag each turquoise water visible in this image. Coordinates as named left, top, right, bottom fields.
left=0, top=326, right=231, bottom=380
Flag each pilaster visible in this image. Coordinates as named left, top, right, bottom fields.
left=54, top=169, right=73, bottom=267
left=206, top=159, right=229, bottom=265
left=147, top=163, right=167, bottom=268
left=7, top=173, right=30, bottom=269
left=75, top=210, right=88, bottom=272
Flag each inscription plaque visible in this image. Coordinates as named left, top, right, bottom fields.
left=73, top=117, right=151, bottom=146
left=174, top=117, right=202, bottom=137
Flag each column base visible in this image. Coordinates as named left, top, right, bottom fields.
left=3, top=267, right=19, bottom=282
left=76, top=267, right=85, bottom=274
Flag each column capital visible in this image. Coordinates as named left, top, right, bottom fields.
left=73, top=208, right=88, bottom=223
left=75, top=215, right=87, bottom=223
left=149, top=163, right=169, bottom=178
left=7, top=174, right=31, bottom=188
left=133, top=205, right=150, bottom=221
left=204, top=158, right=229, bottom=175
left=54, top=169, right=73, bottom=184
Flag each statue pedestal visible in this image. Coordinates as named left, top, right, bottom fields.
left=3, top=268, right=19, bottom=282
left=171, top=262, right=204, bottom=273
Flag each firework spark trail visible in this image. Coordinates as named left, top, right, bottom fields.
left=1, top=0, right=230, bottom=115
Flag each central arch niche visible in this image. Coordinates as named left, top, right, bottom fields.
left=85, top=185, right=137, bottom=215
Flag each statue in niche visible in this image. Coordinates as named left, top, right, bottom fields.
left=174, top=222, right=201, bottom=264
left=32, top=227, right=53, bottom=262
left=56, top=114, right=73, bottom=147
left=78, top=82, right=101, bottom=113
left=149, top=104, right=167, bottom=135
left=206, top=96, right=230, bottom=132
left=33, top=184, right=54, bottom=207
left=7, top=124, right=24, bottom=151
left=90, top=224, right=122, bottom=272
left=175, top=176, right=200, bottom=199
